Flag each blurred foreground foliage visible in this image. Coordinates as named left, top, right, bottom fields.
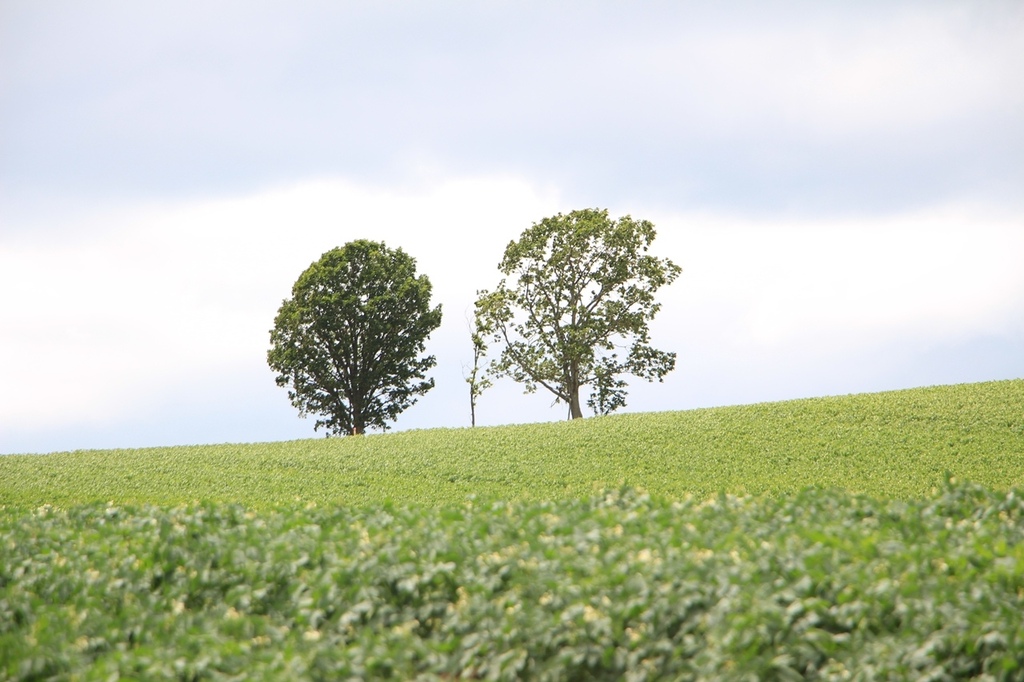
left=3, top=481, right=1024, bottom=681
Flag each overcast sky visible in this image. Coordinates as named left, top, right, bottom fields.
left=2, top=1, right=1023, bottom=454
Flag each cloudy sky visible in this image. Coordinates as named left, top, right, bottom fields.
left=2, top=1, right=1022, bottom=454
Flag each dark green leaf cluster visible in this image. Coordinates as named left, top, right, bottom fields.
left=476, top=208, right=680, bottom=418
left=4, top=481, right=1024, bottom=680
left=268, top=241, right=442, bottom=435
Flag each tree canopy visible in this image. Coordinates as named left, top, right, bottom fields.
left=268, top=240, right=442, bottom=435
left=475, top=208, right=680, bottom=419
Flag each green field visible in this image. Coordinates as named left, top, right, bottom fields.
left=3, top=379, right=1024, bottom=680
left=4, top=483, right=1024, bottom=680
left=2, top=379, right=1023, bottom=508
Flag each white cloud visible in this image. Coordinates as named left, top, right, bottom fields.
left=4, top=2, right=1021, bottom=214
left=530, top=4, right=1024, bottom=142
left=0, top=175, right=562, bottom=431
left=650, top=205, right=1024, bottom=353
left=4, top=173, right=1021, bottom=445
left=741, top=6, right=1021, bottom=137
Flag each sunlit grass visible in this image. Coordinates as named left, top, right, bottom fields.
left=2, top=379, right=1022, bottom=508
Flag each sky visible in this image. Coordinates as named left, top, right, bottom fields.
left=2, top=1, right=1022, bottom=454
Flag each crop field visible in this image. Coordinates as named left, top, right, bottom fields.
left=2, top=379, right=1024, bottom=679
left=2, top=379, right=1023, bottom=508
left=3, top=482, right=1024, bottom=680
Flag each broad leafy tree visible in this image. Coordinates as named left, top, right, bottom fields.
left=268, top=240, right=442, bottom=435
left=475, top=208, right=681, bottom=419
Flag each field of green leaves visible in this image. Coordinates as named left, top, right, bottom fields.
left=3, top=379, right=1024, bottom=679
left=4, top=482, right=1024, bottom=680
left=2, top=380, right=1023, bottom=508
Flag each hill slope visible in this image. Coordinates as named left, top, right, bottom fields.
left=2, top=379, right=1022, bottom=507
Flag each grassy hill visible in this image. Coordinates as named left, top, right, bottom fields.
left=3, top=379, right=1022, bottom=508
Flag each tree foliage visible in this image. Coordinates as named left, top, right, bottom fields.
left=268, top=240, right=442, bottom=435
left=475, top=208, right=681, bottom=419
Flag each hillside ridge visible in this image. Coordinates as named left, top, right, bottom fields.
left=1, top=379, right=1021, bottom=507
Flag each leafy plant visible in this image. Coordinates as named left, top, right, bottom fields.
left=3, top=482, right=1024, bottom=680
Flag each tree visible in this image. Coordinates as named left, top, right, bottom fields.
left=268, top=240, right=442, bottom=435
left=464, top=315, right=492, bottom=427
left=475, top=208, right=681, bottom=419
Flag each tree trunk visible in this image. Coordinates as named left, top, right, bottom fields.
left=470, top=383, right=477, bottom=428
left=568, top=387, right=584, bottom=419
left=351, top=401, right=366, bottom=435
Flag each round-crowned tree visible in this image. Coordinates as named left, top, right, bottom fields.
left=268, top=240, right=442, bottom=435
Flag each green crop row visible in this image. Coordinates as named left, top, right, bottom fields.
left=2, top=380, right=1023, bottom=508
left=3, top=480, right=1024, bottom=680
